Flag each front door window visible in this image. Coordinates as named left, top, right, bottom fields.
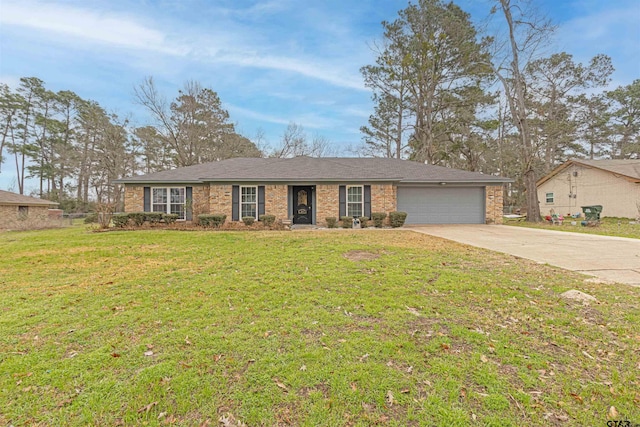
left=293, top=186, right=313, bottom=224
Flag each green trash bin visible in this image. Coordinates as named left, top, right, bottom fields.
left=581, top=205, right=602, bottom=221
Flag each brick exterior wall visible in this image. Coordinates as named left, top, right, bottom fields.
left=485, top=185, right=504, bottom=224
left=315, top=185, right=339, bottom=224
left=315, top=184, right=397, bottom=226
left=124, top=185, right=144, bottom=212
left=190, top=185, right=210, bottom=219
left=370, top=184, right=397, bottom=216
left=124, top=184, right=210, bottom=219
left=122, top=182, right=520, bottom=226
left=264, top=185, right=288, bottom=220
left=0, top=204, right=51, bottom=229
left=208, top=184, right=234, bottom=217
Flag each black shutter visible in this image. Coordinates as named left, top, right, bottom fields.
left=258, top=186, right=265, bottom=218
left=143, top=187, right=150, bottom=212
left=364, top=185, right=371, bottom=219
left=339, top=185, right=346, bottom=217
left=232, top=185, right=239, bottom=221
left=185, top=186, right=193, bottom=220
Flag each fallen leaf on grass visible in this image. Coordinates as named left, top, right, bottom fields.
left=179, top=361, right=191, bottom=369
left=299, top=365, right=307, bottom=371
left=184, top=336, right=192, bottom=345
left=608, top=406, right=619, bottom=418
left=440, top=343, right=450, bottom=351
left=143, top=351, right=154, bottom=357
left=460, top=388, right=467, bottom=398
left=273, top=378, right=288, bottom=393
left=386, top=390, right=395, bottom=406
left=359, top=353, right=370, bottom=362
left=213, top=354, right=223, bottom=362
left=401, top=388, right=410, bottom=394
left=480, top=355, right=488, bottom=363
left=406, top=306, right=421, bottom=316
left=219, top=413, right=247, bottom=427
left=56, top=398, right=73, bottom=408
left=350, top=383, right=358, bottom=391
left=12, top=372, right=32, bottom=378
left=570, top=393, right=583, bottom=403
left=111, top=352, right=121, bottom=358
left=137, top=401, right=157, bottom=413
left=582, top=350, right=595, bottom=360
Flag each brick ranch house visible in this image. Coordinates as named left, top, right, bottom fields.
left=115, top=157, right=511, bottom=226
left=0, top=189, right=59, bottom=229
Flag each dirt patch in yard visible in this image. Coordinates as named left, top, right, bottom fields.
left=343, top=250, right=380, bottom=261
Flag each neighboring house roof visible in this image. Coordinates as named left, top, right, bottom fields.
left=114, top=157, right=512, bottom=184
left=0, top=190, right=59, bottom=206
left=538, top=159, right=640, bottom=186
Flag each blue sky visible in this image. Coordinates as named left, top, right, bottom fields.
left=0, top=0, right=639, bottom=192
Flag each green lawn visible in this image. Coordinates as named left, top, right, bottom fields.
left=1, top=226, right=639, bottom=426
left=506, top=217, right=640, bottom=239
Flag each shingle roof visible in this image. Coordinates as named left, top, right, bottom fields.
left=538, top=159, right=640, bottom=185
left=114, top=157, right=512, bottom=184
left=572, top=159, right=640, bottom=180
left=0, top=190, right=59, bottom=206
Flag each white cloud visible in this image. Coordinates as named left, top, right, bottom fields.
left=227, top=104, right=343, bottom=131
left=227, top=104, right=291, bottom=126
left=555, top=2, right=640, bottom=87
left=0, top=0, right=367, bottom=90
left=0, top=0, right=185, bottom=55
left=216, top=52, right=365, bottom=91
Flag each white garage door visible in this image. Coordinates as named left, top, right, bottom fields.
left=397, top=186, right=485, bottom=224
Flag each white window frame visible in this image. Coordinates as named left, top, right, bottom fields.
left=545, top=192, right=554, bottom=204
left=346, top=185, right=364, bottom=218
left=240, top=186, right=258, bottom=219
left=151, top=187, right=186, bottom=220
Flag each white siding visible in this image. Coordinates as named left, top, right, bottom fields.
left=537, top=164, right=640, bottom=218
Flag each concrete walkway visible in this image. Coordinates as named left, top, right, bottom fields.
left=409, top=225, right=640, bottom=286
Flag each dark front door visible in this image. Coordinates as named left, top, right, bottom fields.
left=293, top=186, right=313, bottom=224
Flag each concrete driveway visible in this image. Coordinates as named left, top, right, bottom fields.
left=409, top=225, right=640, bottom=286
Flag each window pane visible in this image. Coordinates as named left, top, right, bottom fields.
left=347, top=203, right=362, bottom=218
left=241, top=203, right=256, bottom=218
left=171, top=203, right=185, bottom=219
left=152, top=188, right=167, bottom=213
left=153, top=188, right=167, bottom=203
left=241, top=187, right=256, bottom=203
left=347, top=186, right=362, bottom=203
left=170, top=188, right=185, bottom=203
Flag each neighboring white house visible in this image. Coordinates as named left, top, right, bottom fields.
left=537, top=159, right=640, bottom=219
